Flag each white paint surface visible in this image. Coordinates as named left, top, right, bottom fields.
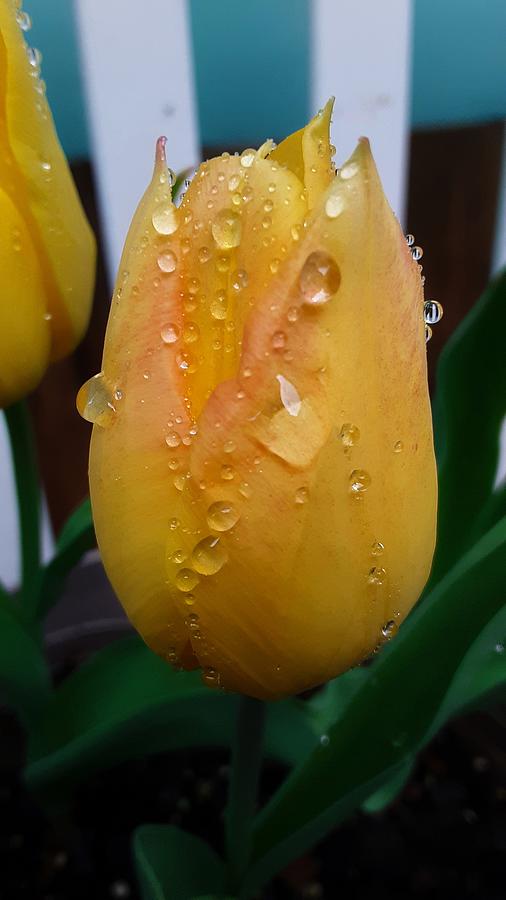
left=0, top=417, right=53, bottom=591
left=311, top=0, right=412, bottom=223
left=75, top=0, right=201, bottom=281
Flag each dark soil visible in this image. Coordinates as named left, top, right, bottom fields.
left=1, top=709, right=505, bottom=900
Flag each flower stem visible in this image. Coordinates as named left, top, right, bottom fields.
left=4, top=401, right=41, bottom=608
left=225, top=695, right=266, bottom=893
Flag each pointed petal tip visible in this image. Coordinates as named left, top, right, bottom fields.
left=155, top=136, right=168, bottom=167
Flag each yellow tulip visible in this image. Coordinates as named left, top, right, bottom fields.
left=0, top=0, right=95, bottom=408
left=79, top=101, right=437, bottom=700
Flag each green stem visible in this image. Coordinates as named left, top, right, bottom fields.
left=4, top=401, right=41, bottom=608
left=225, top=695, right=266, bottom=894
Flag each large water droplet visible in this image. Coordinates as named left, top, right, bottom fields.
left=158, top=250, right=177, bottom=272
left=381, top=619, right=397, bottom=638
left=371, top=541, right=385, bottom=556
left=165, top=431, right=181, bottom=448
left=192, top=535, right=228, bottom=575
left=325, top=194, right=345, bottom=219
left=411, top=245, right=423, bottom=261
left=161, top=323, right=180, bottom=344
left=424, top=300, right=443, bottom=325
left=240, top=149, right=256, bottom=168
left=207, top=501, right=240, bottom=531
left=276, top=374, right=301, bottom=417
left=176, top=568, right=199, bottom=592
left=211, top=209, right=241, bottom=249
left=152, top=203, right=177, bottom=235
left=340, top=161, right=359, bottom=180
left=202, top=667, right=220, bottom=688
left=299, top=251, right=341, bottom=306
left=76, top=373, right=116, bottom=427
left=349, top=469, right=371, bottom=496
left=295, top=487, right=309, bottom=504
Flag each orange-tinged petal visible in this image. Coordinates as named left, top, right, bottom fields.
left=84, top=120, right=437, bottom=699
left=0, top=0, right=96, bottom=362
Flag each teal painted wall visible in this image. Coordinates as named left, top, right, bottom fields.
left=22, top=0, right=506, bottom=160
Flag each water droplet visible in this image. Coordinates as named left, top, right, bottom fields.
left=210, top=291, right=228, bottom=320
left=177, top=351, right=197, bottom=373
left=170, top=548, right=187, bottom=565
left=368, top=566, right=387, bottom=586
left=152, top=202, right=177, bottom=235
left=424, top=300, right=443, bottom=325
left=221, top=464, right=235, bottom=481
left=411, top=245, right=423, bottom=261
left=176, top=568, right=199, bottom=592
left=291, top=224, right=302, bottom=242
left=269, top=258, right=280, bottom=274
left=161, top=323, right=180, bottom=344
left=425, top=324, right=433, bottom=343
left=169, top=518, right=180, bottom=530
left=287, top=306, right=299, bottom=323
left=406, top=234, right=415, bottom=247
left=495, top=642, right=504, bottom=654
left=295, top=487, right=309, bottom=504
left=198, top=246, right=211, bottom=263
left=228, top=174, right=241, bottom=191
left=320, top=734, right=330, bottom=747
left=27, top=46, right=42, bottom=68
left=211, top=209, right=241, bottom=250
left=223, top=440, right=236, bottom=454
left=166, top=431, right=181, bottom=448
left=262, top=215, right=272, bottom=230
left=207, top=501, right=240, bottom=532
left=349, top=469, right=371, bottom=496
left=16, top=9, right=32, bottom=30
left=340, top=161, right=358, bottom=180
left=76, top=373, right=116, bottom=427
left=381, top=620, right=396, bottom=638
left=239, top=481, right=252, bottom=498
left=371, top=541, right=385, bottom=556
left=232, top=269, right=248, bottom=291
left=240, top=148, right=256, bottom=168
left=183, top=322, right=200, bottom=344
left=394, top=440, right=404, bottom=453
left=276, top=374, right=301, bottom=417
left=157, top=250, right=177, bottom=272
left=339, top=423, right=360, bottom=449
left=325, top=194, right=345, bottom=218
left=202, top=666, right=220, bottom=687
left=192, top=535, right=228, bottom=575
left=271, top=331, right=287, bottom=351
left=299, top=251, right=341, bottom=306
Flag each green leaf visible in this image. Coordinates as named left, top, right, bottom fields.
left=25, top=636, right=315, bottom=805
left=245, top=515, right=506, bottom=895
left=31, top=497, right=95, bottom=619
left=133, top=824, right=226, bottom=900
left=361, top=757, right=413, bottom=814
left=0, top=595, right=50, bottom=730
left=430, top=268, right=506, bottom=583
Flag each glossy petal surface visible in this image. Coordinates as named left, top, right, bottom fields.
left=86, top=111, right=437, bottom=699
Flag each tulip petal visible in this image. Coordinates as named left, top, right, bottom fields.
left=0, top=185, right=50, bottom=406
left=88, top=132, right=437, bottom=700
left=0, top=1, right=95, bottom=360
left=270, top=98, right=335, bottom=206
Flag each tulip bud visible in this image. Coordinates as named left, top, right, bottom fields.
left=80, top=102, right=437, bottom=699
left=0, top=0, right=95, bottom=408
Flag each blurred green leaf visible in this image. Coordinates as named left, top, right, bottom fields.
left=245, top=514, right=506, bottom=895
left=0, top=596, right=50, bottom=729
left=25, top=636, right=315, bottom=805
left=133, top=824, right=226, bottom=900
left=31, top=497, right=95, bottom=619
left=361, top=757, right=414, bottom=814
left=430, top=268, right=506, bottom=583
